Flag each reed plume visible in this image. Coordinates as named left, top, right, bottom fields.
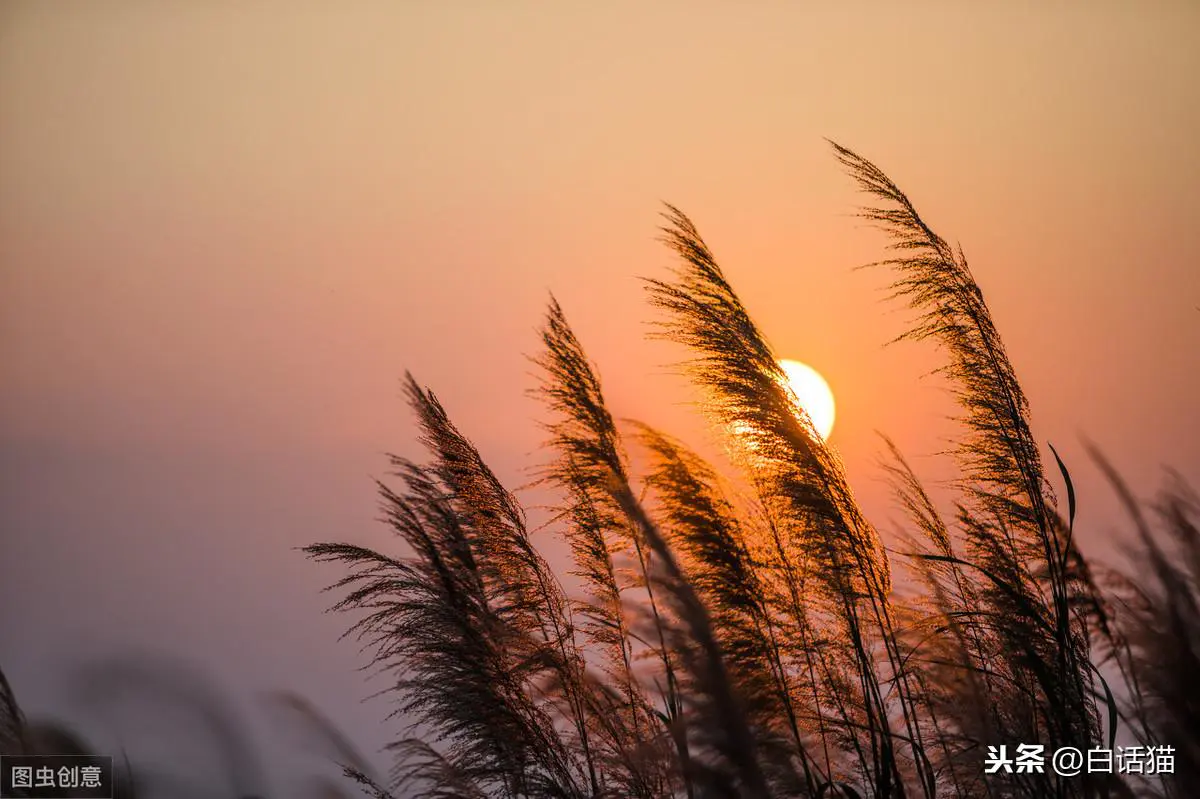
left=832, top=143, right=1107, bottom=798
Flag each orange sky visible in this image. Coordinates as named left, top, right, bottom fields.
left=2, top=2, right=1198, bottom=792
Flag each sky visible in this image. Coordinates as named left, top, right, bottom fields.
left=2, top=2, right=1198, bottom=795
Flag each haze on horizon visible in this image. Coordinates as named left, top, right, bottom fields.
left=1, top=2, right=1197, bottom=794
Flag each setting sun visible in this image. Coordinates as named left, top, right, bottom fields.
left=779, top=359, right=836, bottom=440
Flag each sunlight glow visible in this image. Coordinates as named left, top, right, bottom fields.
left=779, top=359, right=836, bottom=440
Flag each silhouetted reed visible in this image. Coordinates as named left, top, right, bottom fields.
left=0, top=655, right=371, bottom=799
left=301, top=143, right=1195, bottom=798
left=1087, top=461, right=1200, bottom=798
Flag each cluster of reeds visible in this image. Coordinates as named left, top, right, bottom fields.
left=300, top=144, right=1196, bottom=799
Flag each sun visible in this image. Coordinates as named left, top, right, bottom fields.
left=779, top=359, right=836, bottom=440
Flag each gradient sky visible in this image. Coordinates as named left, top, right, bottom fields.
left=2, top=3, right=1198, bottom=794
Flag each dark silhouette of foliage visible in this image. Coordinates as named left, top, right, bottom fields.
left=304, top=143, right=1193, bottom=799
left=0, top=655, right=373, bottom=799
left=1088, top=460, right=1200, bottom=799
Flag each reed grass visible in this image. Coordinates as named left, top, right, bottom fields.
left=301, top=143, right=1192, bottom=798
